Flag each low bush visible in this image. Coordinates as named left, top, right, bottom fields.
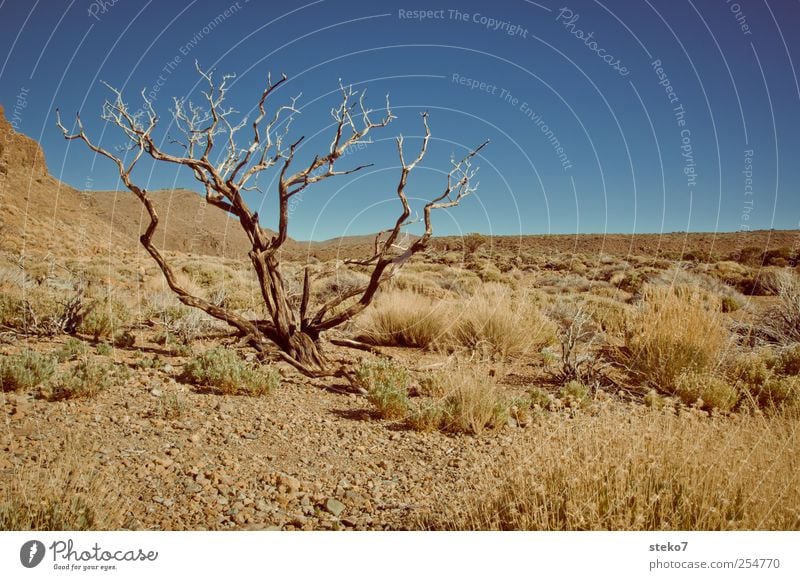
left=95, top=342, right=113, bottom=356
left=446, top=283, right=555, bottom=359
left=79, top=295, right=130, bottom=340
left=0, top=350, right=56, bottom=392
left=180, top=347, right=279, bottom=396
left=357, top=291, right=450, bottom=348
left=611, top=285, right=730, bottom=396
left=40, top=360, right=117, bottom=401
left=113, top=330, right=136, bottom=349
left=673, top=371, right=738, bottom=412
left=355, top=357, right=409, bottom=419
left=726, top=349, right=800, bottom=409
left=54, top=337, right=90, bottom=362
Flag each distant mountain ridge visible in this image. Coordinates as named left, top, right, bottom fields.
left=1, top=104, right=798, bottom=263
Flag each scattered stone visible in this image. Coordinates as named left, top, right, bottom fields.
left=277, top=474, right=300, bottom=493
left=290, top=515, right=308, bottom=527
left=324, top=498, right=345, bottom=517
left=185, top=483, right=202, bottom=494
left=150, top=388, right=162, bottom=398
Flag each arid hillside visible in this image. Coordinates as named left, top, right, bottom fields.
left=0, top=106, right=263, bottom=259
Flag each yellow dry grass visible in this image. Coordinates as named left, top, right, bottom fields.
left=0, top=436, right=128, bottom=530
left=614, top=285, right=732, bottom=395
left=425, top=403, right=800, bottom=530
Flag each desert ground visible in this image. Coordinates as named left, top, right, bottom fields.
left=1, top=105, right=799, bottom=531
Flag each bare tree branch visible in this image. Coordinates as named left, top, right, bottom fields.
left=58, top=67, right=487, bottom=378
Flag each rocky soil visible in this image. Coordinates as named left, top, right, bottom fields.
left=1, top=338, right=527, bottom=531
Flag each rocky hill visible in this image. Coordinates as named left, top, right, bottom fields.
left=0, top=106, right=267, bottom=259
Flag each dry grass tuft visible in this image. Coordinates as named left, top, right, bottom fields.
left=0, top=437, right=128, bottom=530
left=758, top=270, right=800, bottom=344
left=612, top=285, right=731, bottom=395
left=357, top=283, right=555, bottom=359
left=446, top=283, right=555, bottom=359
left=425, top=404, right=800, bottom=530
left=356, top=291, right=450, bottom=348
left=407, top=365, right=509, bottom=435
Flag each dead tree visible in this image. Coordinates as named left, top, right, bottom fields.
left=57, top=64, right=487, bottom=379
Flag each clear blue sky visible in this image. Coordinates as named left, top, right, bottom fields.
left=1, top=0, right=798, bottom=240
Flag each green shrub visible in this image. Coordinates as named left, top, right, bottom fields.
left=95, top=342, right=112, bottom=356
left=747, top=375, right=800, bottom=409
left=180, top=347, right=278, bottom=396
left=728, top=352, right=773, bottom=389
left=0, top=350, right=56, bottom=392
left=41, top=360, right=116, bottom=401
left=674, top=371, right=738, bottom=412
left=0, top=293, right=25, bottom=329
left=355, top=358, right=409, bottom=419
left=113, top=330, right=136, bottom=349
left=133, top=352, right=164, bottom=371
left=528, top=386, right=554, bottom=410
left=54, top=338, right=89, bottom=362
left=79, top=296, right=129, bottom=340
left=728, top=350, right=800, bottom=409
left=559, top=380, right=592, bottom=409
left=720, top=295, right=741, bottom=313
left=775, top=345, right=800, bottom=376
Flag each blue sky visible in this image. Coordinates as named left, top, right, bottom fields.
left=1, top=0, right=798, bottom=240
